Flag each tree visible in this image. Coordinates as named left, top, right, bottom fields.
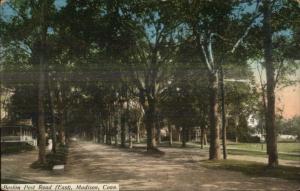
left=0, top=0, right=58, bottom=164
left=180, top=0, right=261, bottom=160
left=278, top=116, right=300, bottom=140
left=36, top=0, right=49, bottom=164
left=114, top=0, right=182, bottom=151
left=251, top=0, right=300, bottom=167
left=263, top=0, right=278, bottom=167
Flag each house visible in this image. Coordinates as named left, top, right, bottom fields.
left=247, top=114, right=259, bottom=128
left=1, top=119, right=37, bottom=147
left=0, top=86, right=13, bottom=122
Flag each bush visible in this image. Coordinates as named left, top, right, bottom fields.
left=239, top=135, right=261, bottom=143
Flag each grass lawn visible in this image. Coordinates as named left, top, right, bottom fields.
left=136, top=140, right=300, bottom=161
left=227, top=142, right=300, bottom=153
left=202, top=159, right=300, bottom=181
left=227, top=149, right=300, bottom=161
left=226, top=142, right=300, bottom=161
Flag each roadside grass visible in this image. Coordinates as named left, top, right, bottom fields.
left=158, top=141, right=206, bottom=149
left=158, top=141, right=300, bottom=161
left=1, top=142, right=35, bottom=155
left=135, top=141, right=300, bottom=161
left=226, top=142, right=300, bottom=161
left=46, top=144, right=68, bottom=168
left=227, top=149, right=300, bottom=161
left=227, top=142, right=300, bottom=153
left=202, top=159, right=300, bottom=181
left=31, top=144, right=68, bottom=170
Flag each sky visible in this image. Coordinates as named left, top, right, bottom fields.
left=252, top=64, right=300, bottom=119
left=277, top=84, right=300, bottom=119
left=276, top=70, right=300, bottom=119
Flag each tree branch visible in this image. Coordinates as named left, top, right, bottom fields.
left=274, top=59, right=284, bottom=88
left=201, top=44, right=213, bottom=72
left=208, top=33, right=215, bottom=68
left=257, top=63, right=267, bottom=111
left=230, top=0, right=262, bottom=54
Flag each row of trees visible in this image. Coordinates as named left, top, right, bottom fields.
left=1, top=0, right=299, bottom=167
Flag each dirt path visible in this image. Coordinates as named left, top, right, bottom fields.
left=1, top=141, right=300, bottom=191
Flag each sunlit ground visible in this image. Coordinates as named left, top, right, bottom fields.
left=1, top=140, right=300, bottom=191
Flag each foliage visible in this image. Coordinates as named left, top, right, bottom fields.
left=0, top=0, right=299, bottom=161
left=277, top=116, right=300, bottom=140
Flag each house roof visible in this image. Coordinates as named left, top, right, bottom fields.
left=0, top=125, right=34, bottom=130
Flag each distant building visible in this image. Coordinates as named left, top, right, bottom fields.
left=247, top=114, right=259, bottom=128
left=278, top=134, right=297, bottom=141
left=0, top=118, right=37, bottom=147
left=0, top=87, right=13, bottom=123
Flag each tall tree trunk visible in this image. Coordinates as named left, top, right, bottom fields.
left=47, top=74, right=56, bottom=153
left=220, top=68, right=227, bottom=159
left=200, top=126, right=204, bottom=149
left=156, top=122, right=161, bottom=145
left=37, top=54, right=46, bottom=164
left=0, top=64, right=2, bottom=125
left=263, top=0, right=278, bottom=167
left=235, top=116, right=239, bottom=143
left=181, top=126, right=187, bottom=147
left=136, top=119, right=140, bottom=143
left=58, top=116, right=65, bottom=145
left=178, top=127, right=181, bottom=142
left=64, top=118, right=69, bottom=145
left=208, top=73, right=221, bottom=160
left=101, top=120, right=105, bottom=143
left=107, top=114, right=112, bottom=145
left=204, top=129, right=207, bottom=145
left=103, top=120, right=107, bottom=143
left=115, top=132, right=118, bottom=146
left=145, top=99, right=156, bottom=150
left=120, top=109, right=126, bottom=147
left=37, top=0, right=47, bottom=164
left=145, top=118, right=156, bottom=150
left=168, top=122, right=173, bottom=146
left=57, top=84, right=66, bottom=145
left=188, top=127, right=192, bottom=142
left=97, top=126, right=101, bottom=143
left=114, top=114, right=118, bottom=146
left=97, top=115, right=101, bottom=143
left=128, top=130, right=133, bottom=149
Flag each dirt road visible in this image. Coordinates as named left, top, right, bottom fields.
left=1, top=141, right=300, bottom=191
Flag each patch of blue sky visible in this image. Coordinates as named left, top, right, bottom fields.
left=273, top=29, right=293, bottom=39
left=18, top=41, right=32, bottom=55
left=230, top=1, right=264, bottom=27
left=47, top=27, right=55, bottom=35
left=1, top=0, right=67, bottom=21
left=144, top=23, right=158, bottom=44
left=54, top=0, right=67, bottom=10
left=231, top=1, right=259, bottom=19
left=0, top=2, right=17, bottom=21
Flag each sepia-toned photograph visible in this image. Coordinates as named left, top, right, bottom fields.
left=1, top=0, right=300, bottom=190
